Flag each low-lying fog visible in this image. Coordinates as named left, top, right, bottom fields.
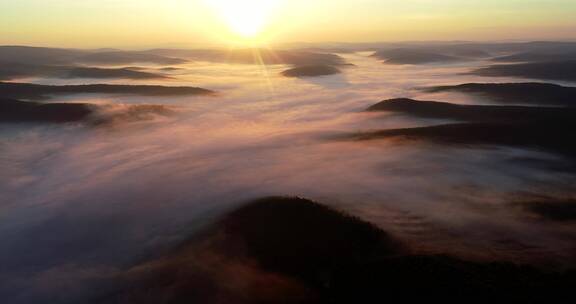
left=1, top=51, right=575, bottom=303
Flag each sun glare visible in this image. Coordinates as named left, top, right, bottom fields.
left=203, top=0, right=283, bottom=38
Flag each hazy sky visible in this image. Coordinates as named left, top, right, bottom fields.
left=1, top=0, right=575, bottom=47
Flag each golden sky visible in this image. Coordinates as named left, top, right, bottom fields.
left=1, top=0, right=575, bottom=47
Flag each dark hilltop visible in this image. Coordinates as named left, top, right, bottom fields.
left=102, top=196, right=576, bottom=304
left=281, top=65, right=342, bottom=78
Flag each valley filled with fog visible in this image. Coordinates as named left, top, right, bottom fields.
left=1, top=43, right=576, bottom=303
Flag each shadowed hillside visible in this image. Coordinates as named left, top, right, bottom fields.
left=473, top=61, right=576, bottom=81
left=0, top=98, right=93, bottom=123
left=340, top=94, right=576, bottom=163
left=0, top=82, right=215, bottom=100
left=0, top=97, right=174, bottom=125
left=0, top=64, right=169, bottom=80
left=65, top=67, right=168, bottom=79
left=367, top=98, right=576, bottom=122
left=0, top=46, right=84, bottom=65
left=281, top=65, right=342, bottom=78
left=104, top=197, right=575, bottom=304
left=493, top=51, right=576, bottom=63
left=345, top=121, right=576, bottom=160
left=78, top=51, right=187, bottom=66
left=0, top=46, right=187, bottom=66
left=427, top=83, right=576, bottom=106
left=372, top=48, right=465, bottom=64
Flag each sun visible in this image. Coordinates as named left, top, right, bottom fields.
left=203, top=0, right=283, bottom=38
